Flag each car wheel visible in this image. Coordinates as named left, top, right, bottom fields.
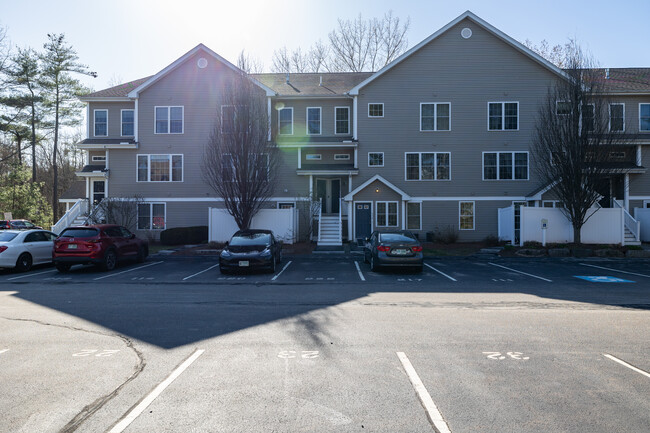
left=137, top=246, right=146, bottom=263
left=102, top=249, right=117, bottom=271
left=16, top=253, right=32, bottom=272
left=56, top=263, right=71, bottom=273
left=370, top=254, right=380, bottom=272
left=277, top=249, right=282, bottom=264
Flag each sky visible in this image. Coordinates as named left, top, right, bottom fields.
left=2, top=0, right=649, bottom=92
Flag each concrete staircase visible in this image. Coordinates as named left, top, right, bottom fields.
left=624, top=227, right=641, bottom=246
left=318, top=215, right=342, bottom=246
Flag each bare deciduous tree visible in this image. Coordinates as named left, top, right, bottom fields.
left=236, top=49, right=263, bottom=74
left=532, top=42, right=633, bottom=244
left=523, top=39, right=575, bottom=68
left=90, top=195, right=145, bottom=231
left=202, top=72, right=280, bottom=230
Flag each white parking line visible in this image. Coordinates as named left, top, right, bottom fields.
left=354, top=261, right=366, bottom=281
left=424, top=263, right=457, bottom=282
left=109, top=349, right=205, bottom=433
left=580, top=263, right=650, bottom=278
left=396, top=352, right=451, bottom=433
left=182, top=263, right=220, bottom=281
left=271, top=260, right=292, bottom=281
left=488, top=263, right=552, bottom=282
left=7, top=269, right=58, bottom=281
left=604, top=354, right=650, bottom=379
left=93, top=261, right=164, bottom=281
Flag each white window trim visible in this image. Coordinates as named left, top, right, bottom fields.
left=376, top=201, right=399, bottom=227
left=481, top=151, right=529, bottom=181
left=406, top=201, right=422, bottom=231
left=277, top=202, right=296, bottom=209
left=368, top=103, right=384, bottom=118
left=639, top=103, right=650, bottom=132
left=91, top=155, right=106, bottom=162
left=404, top=152, right=452, bottom=181
left=487, top=101, right=519, bottom=131
left=419, top=102, right=451, bottom=132
left=542, top=200, right=563, bottom=208
left=368, top=152, right=384, bottom=167
left=643, top=200, right=650, bottom=208
left=555, top=100, right=570, bottom=116
left=334, top=154, right=350, bottom=160
left=459, top=201, right=475, bottom=231
left=120, top=109, right=134, bottom=137
left=139, top=202, right=167, bottom=230
left=278, top=107, right=294, bottom=135
left=93, top=109, right=108, bottom=137
left=305, top=154, right=321, bottom=161
left=334, top=106, right=350, bottom=135
left=306, top=107, right=322, bottom=135
left=154, top=106, right=184, bottom=134
left=608, top=103, right=625, bottom=132
left=136, top=154, right=184, bottom=182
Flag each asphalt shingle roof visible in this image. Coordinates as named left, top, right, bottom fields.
left=83, top=76, right=153, bottom=98
left=589, top=68, right=650, bottom=93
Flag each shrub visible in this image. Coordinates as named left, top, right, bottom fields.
left=160, top=226, right=208, bottom=246
left=523, top=241, right=543, bottom=249
left=625, top=245, right=643, bottom=251
left=483, top=235, right=501, bottom=247
left=433, top=225, right=459, bottom=244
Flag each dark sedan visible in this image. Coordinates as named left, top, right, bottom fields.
left=219, top=230, right=282, bottom=274
left=363, top=230, right=423, bottom=272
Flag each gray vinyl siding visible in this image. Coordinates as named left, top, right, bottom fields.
left=88, top=102, right=135, bottom=138
left=272, top=98, right=353, bottom=138
left=301, top=148, right=354, bottom=165
left=630, top=146, right=650, bottom=196
left=354, top=17, right=560, bottom=199
left=607, top=95, right=650, bottom=133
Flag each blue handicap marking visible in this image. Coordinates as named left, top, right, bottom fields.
left=574, top=276, right=634, bottom=283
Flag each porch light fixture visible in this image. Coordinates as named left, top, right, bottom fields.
left=375, top=188, right=380, bottom=193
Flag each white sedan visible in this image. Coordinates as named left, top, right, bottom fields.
left=0, top=229, right=58, bottom=272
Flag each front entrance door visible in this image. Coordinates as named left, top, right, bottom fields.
left=355, top=202, right=372, bottom=241
left=315, top=178, right=341, bottom=214
left=92, top=180, right=105, bottom=206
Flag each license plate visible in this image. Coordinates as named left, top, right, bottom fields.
left=67, top=244, right=78, bottom=249
left=239, top=261, right=249, bottom=267
left=392, top=249, right=408, bottom=255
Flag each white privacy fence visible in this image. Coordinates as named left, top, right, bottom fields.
left=208, top=208, right=297, bottom=243
left=519, top=207, right=624, bottom=245
left=634, top=208, right=650, bottom=242
left=497, top=206, right=515, bottom=243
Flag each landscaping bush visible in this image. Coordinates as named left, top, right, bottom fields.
left=160, top=226, right=208, bottom=246
left=433, top=225, right=459, bottom=244
left=522, top=241, right=543, bottom=249
left=483, top=234, right=501, bottom=247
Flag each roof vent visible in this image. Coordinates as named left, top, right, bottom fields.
left=197, top=57, right=208, bottom=69
left=461, top=28, right=472, bottom=39
left=285, top=73, right=290, bottom=84
left=605, top=68, right=610, bottom=79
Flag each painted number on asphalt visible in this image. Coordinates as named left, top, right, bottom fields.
left=483, top=351, right=530, bottom=360
left=305, top=278, right=335, bottom=281
left=397, top=278, right=422, bottom=282
left=278, top=350, right=320, bottom=359
left=73, top=349, right=120, bottom=357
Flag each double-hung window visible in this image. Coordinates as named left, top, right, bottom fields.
left=121, top=109, right=134, bottom=136
left=307, top=107, right=321, bottom=135
left=488, top=102, right=518, bottom=130
left=138, top=203, right=166, bottom=230
left=459, top=201, right=475, bottom=230
left=609, top=103, right=624, bottom=132
left=405, top=152, right=450, bottom=180
left=640, top=104, right=650, bottom=132
left=137, top=154, right=183, bottom=182
left=335, top=107, right=350, bottom=134
left=279, top=107, right=293, bottom=135
left=376, top=202, right=398, bottom=227
left=581, top=104, right=595, bottom=132
left=94, top=110, right=108, bottom=136
left=155, top=106, right=183, bottom=134
left=420, top=103, right=450, bottom=131
left=406, top=202, right=421, bottom=230
left=483, top=152, right=528, bottom=180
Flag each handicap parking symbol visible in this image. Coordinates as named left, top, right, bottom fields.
left=574, top=276, right=634, bottom=283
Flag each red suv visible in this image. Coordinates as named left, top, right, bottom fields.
left=53, top=225, right=148, bottom=272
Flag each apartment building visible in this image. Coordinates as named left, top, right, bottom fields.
left=62, top=11, right=650, bottom=244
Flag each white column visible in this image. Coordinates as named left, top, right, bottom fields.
left=105, top=150, right=109, bottom=198
left=624, top=173, right=630, bottom=211
left=298, top=147, right=301, bottom=169
left=348, top=201, right=353, bottom=241
left=354, top=148, right=358, bottom=168
left=309, top=175, right=313, bottom=197
left=353, top=96, right=358, bottom=140
left=86, top=104, right=90, bottom=138
left=134, top=99, right=139, bottom=142
left=401, top=201, right=406, bottom=230
left=637, top=145, right=642, bottom=166
left=348, top=174, right=352, bottom=193
left=267, top=97, right=272, bottom=141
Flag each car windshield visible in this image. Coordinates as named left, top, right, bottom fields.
left=0, top=232, right=18, bottom=242
left=230, top=233, right=271, bottom=246
left=59, top=228, right=99, bottom=238
left=20, top=221, right=35, bottom=228
left=379, top=233, right=416, bottom=243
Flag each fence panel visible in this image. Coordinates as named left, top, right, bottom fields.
left=634, top=208, right=650, bottom=242
left=520, top=207, right=622, bottom=245
left=208, top=208, right=296, bottom=243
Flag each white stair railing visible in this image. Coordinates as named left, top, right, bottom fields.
left=338, top=200, right=342, bottom=243
left=614, top=200, right=640, bottom=243
left=51, top=199, right=89, bottom=234
left=317, top=198, right=323, bottom=243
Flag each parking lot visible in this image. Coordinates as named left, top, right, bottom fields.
left=1, top=254, right=649, bottom=432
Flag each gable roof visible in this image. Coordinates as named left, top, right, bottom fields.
left=590, top=68, right=650, bottom=94
left=251, top=72, right=372, bottom=97
left=81, top=76, right=152, bottom=100
left=348, top=10, right=569, bottom=95
left=126, top=44, right=276, bottom=98
left=343, top=174, right=411, bottom=201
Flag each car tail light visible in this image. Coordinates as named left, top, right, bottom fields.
left=411, top=246, right=423, bottom=252
left=377, top=245, right=390, bottom=252
left=0, top=246, right=7, bottom=254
